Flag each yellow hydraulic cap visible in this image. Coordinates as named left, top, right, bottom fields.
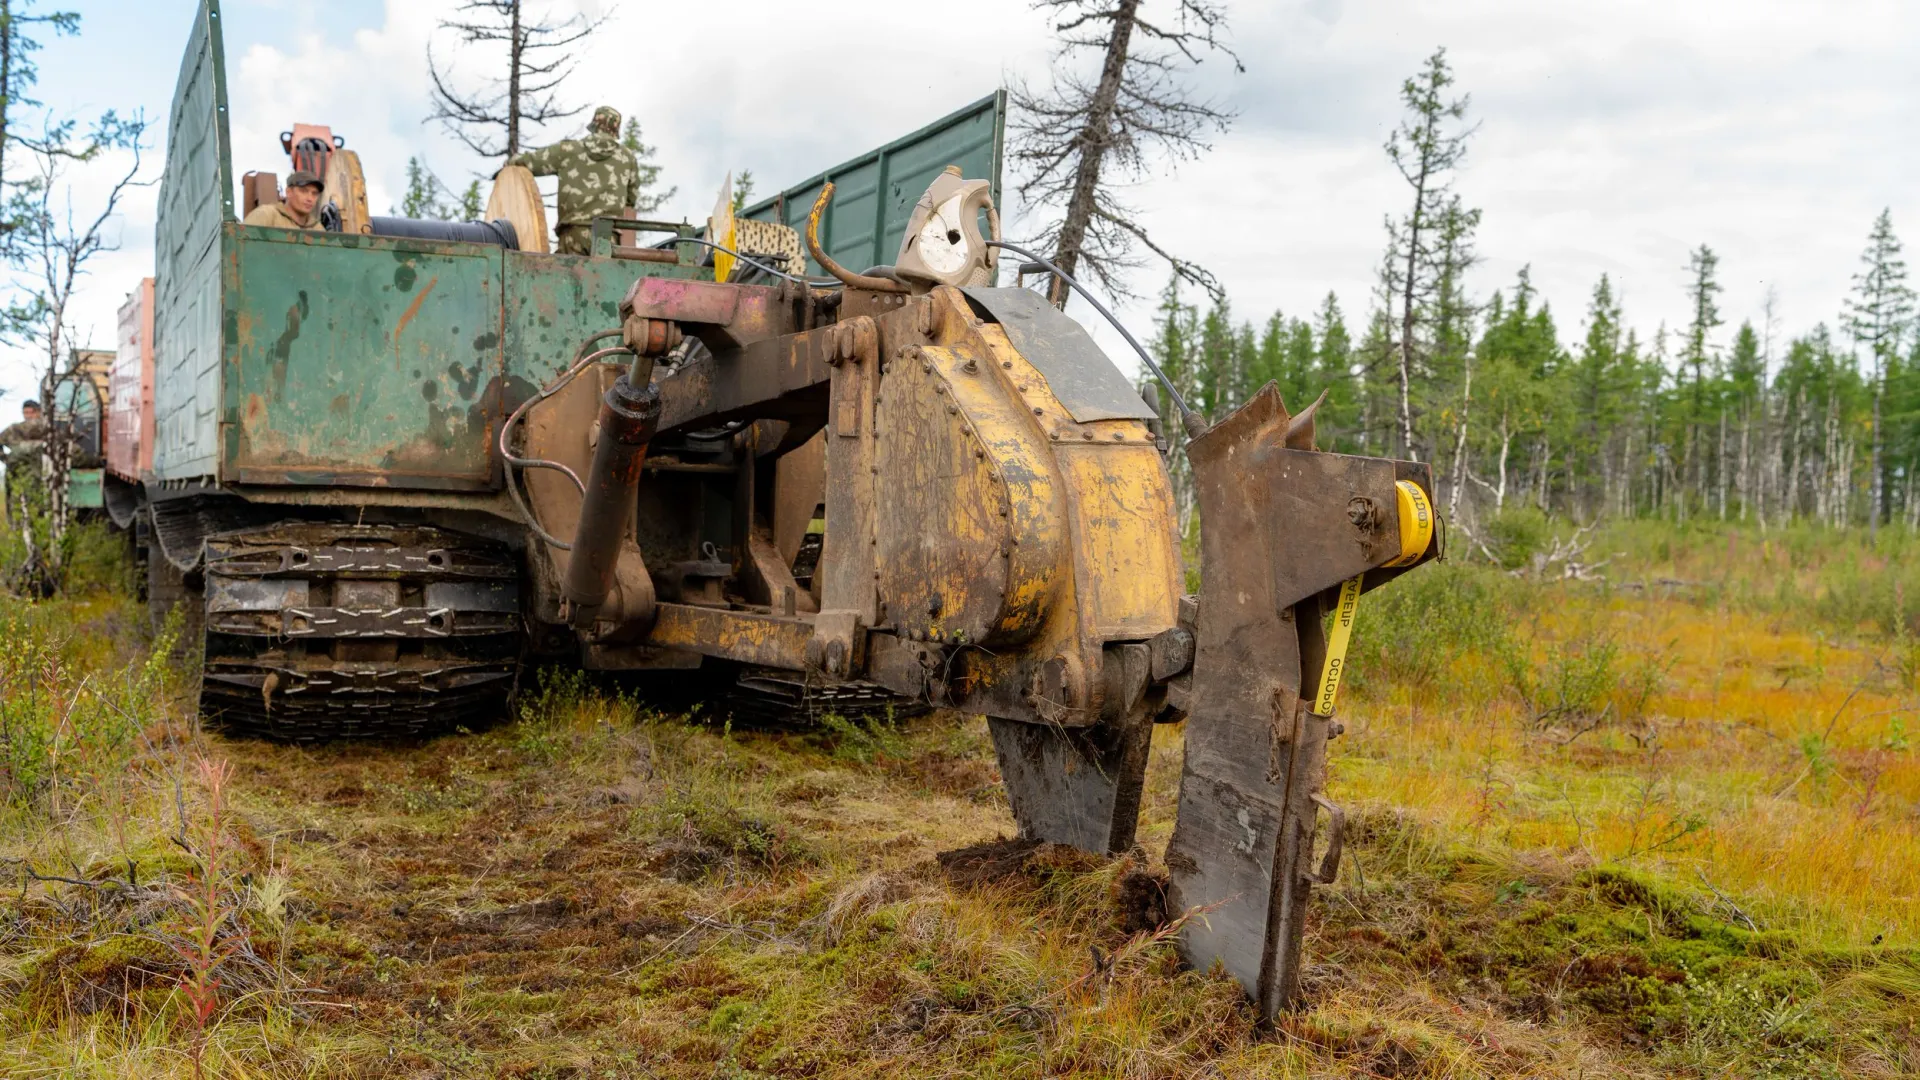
left=1384, top=479, right=1434, bottom=568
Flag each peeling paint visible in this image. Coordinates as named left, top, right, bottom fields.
left=392, top=274, right=440, bottom=347
left=221, top=231, right=672, bottom=492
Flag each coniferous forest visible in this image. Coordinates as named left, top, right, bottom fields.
left=1146, top=49, right=1917, bottom=551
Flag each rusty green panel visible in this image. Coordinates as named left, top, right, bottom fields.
left=504, top=252, right=649, bottom=392
left=153, top=0, right=233, bottom=482
left=68, top=468, right=104, bottom=510
left=221, top=225, right=506, bottom=491
left=503, top=252, right=721, bottom=398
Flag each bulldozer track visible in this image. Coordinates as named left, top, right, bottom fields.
left=723, top=667, right=926, bottom=727
left=198, top=522, right=522, bottom=741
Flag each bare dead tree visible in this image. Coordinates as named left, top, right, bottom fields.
left=427, top=0, right=608, bottom=160
left=1, top=110, right=147, bottom=577
left=0, top=2, right=80, bottom=254
left=1009, top=0, right=1240, bottom=308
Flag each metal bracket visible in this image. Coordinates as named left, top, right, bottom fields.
left=1304, top=794, right=1346, bottom=886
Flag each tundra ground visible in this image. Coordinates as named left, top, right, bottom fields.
left=3, top=520, right=1918, bottom=1078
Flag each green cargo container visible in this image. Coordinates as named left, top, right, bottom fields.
left=741, top=93, right=1004, bottom=278
left=154, top=0, right=1004, bottom=495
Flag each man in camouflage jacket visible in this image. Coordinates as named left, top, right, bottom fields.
left=0, top=399, right=47, bottom=512
left=509, top=107, right=640, bottom=256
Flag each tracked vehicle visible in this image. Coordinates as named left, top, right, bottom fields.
left=131, top=0, right=1440, bottom=1018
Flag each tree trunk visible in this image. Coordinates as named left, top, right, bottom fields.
left=1397, top=228, right=1423, bottom=461
left=1447, top=353, right=1471, bottom=520
left=1736, top=405, right=1749, bottom=521
left=506, top=0, right=523, bottom=158
left=1536, top=434, right=1550, bottom=511
left=1046, top=0, right=1140, bottom=310
left=1717, top=409, right=1728, bottom=520
left=1870, top=369, right=1884, bottom=540
left=1, top=0, right=14, bottom=198
left=1495, top=413, right=1511, bottom=512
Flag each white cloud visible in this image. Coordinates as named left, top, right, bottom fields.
left=3, top=0, right=1917, bottom=414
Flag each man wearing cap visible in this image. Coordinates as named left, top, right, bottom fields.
left=508, top=107, right=640, bottom=256
left=244, top=170, right=325, bottom=230
left=0, top=399, right=48, bottom=509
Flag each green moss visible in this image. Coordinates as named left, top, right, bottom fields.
left=15, top=936, right=180, bottom=1023
left=1576, top=866, right=1699, bottom=931
left=706, top=997, right=757, bottom=1034
left=460, top=990, right=564, bottom=1016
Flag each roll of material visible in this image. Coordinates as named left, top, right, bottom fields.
left=486, top=165, right=550, bottom=253
left=367, top=217, right=521, bottom=249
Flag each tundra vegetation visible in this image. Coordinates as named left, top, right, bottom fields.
left=3, top=8, right=1918, bottom=1078
left=2, top=516, right=1917, bottom=1079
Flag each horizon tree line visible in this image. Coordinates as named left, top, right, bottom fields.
left=1146, top=48, right=1917, bottom=546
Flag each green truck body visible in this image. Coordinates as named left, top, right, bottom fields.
left=154, top=0, right=1002, bottom=499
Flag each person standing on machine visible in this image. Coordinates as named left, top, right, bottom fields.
left=243, top=170, right=325, bottom=230
left=507, top=107, right=639, bottom=256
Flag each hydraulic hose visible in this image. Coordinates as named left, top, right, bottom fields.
left=805, top=184, right=907, bottom=292
left=561, top=351, right=662, bottom=628
left=499, top=331, right=627, bottom=549
left=985, top=239, right=1206, bottom=437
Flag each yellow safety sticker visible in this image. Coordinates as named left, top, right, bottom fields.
left=1314, top=574, right=1363, bottom=718
left=1385, top=479, right=1435, bottom=568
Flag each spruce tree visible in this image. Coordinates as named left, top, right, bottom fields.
left=620, top=117, right=677, bottom=213
left=1382, top=48, right=1478, bottom=461
left=1842, top=209, right=1915, bottom=535
left=1678, top=245, right=1724, bottom=517
left=1314, top=293, right=1357, bottom=451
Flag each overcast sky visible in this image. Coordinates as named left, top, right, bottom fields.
left=2, top=0, right=1915, bottom=411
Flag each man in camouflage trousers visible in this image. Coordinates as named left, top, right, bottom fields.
left=509, top=106, right=640, bottom=256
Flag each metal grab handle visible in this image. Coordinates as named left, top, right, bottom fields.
left=1305, top=794, right=1346, bottom=885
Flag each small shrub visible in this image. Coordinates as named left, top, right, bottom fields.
left=61, top=519, right=138, bottom=597
left=815, top=708, right=907, bottom=764
left=0, top=601, right=179, bottom=809
left=1483, top=507, right=1552, bottom=571
left=512, top=667, right=638, bottom=760
left=1347, top=561, right=1518, bottom=693
left=1505, top=631, right=1623, bottom=726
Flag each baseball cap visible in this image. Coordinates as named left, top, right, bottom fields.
left=286, top=170, right=324, bottom=190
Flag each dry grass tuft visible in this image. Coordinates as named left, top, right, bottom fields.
left=2, top=520, right=1918, bottom=1076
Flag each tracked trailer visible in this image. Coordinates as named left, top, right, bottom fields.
left=134, top=0, right=1440, bottom=1017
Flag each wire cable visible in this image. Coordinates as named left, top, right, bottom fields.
left=984, top=239, right=1204, bottom=435
left=658, top=236, right=846, bottom=288
left=500, top=333, right=629, bottom=550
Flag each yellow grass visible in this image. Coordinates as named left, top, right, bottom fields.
left=2, top=521, right=1918, bottom=1077
left=1343, top=590, right=1920, bottom=947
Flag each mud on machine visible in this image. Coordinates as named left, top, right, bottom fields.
left=137, top=0, right=1438, bottom=1017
